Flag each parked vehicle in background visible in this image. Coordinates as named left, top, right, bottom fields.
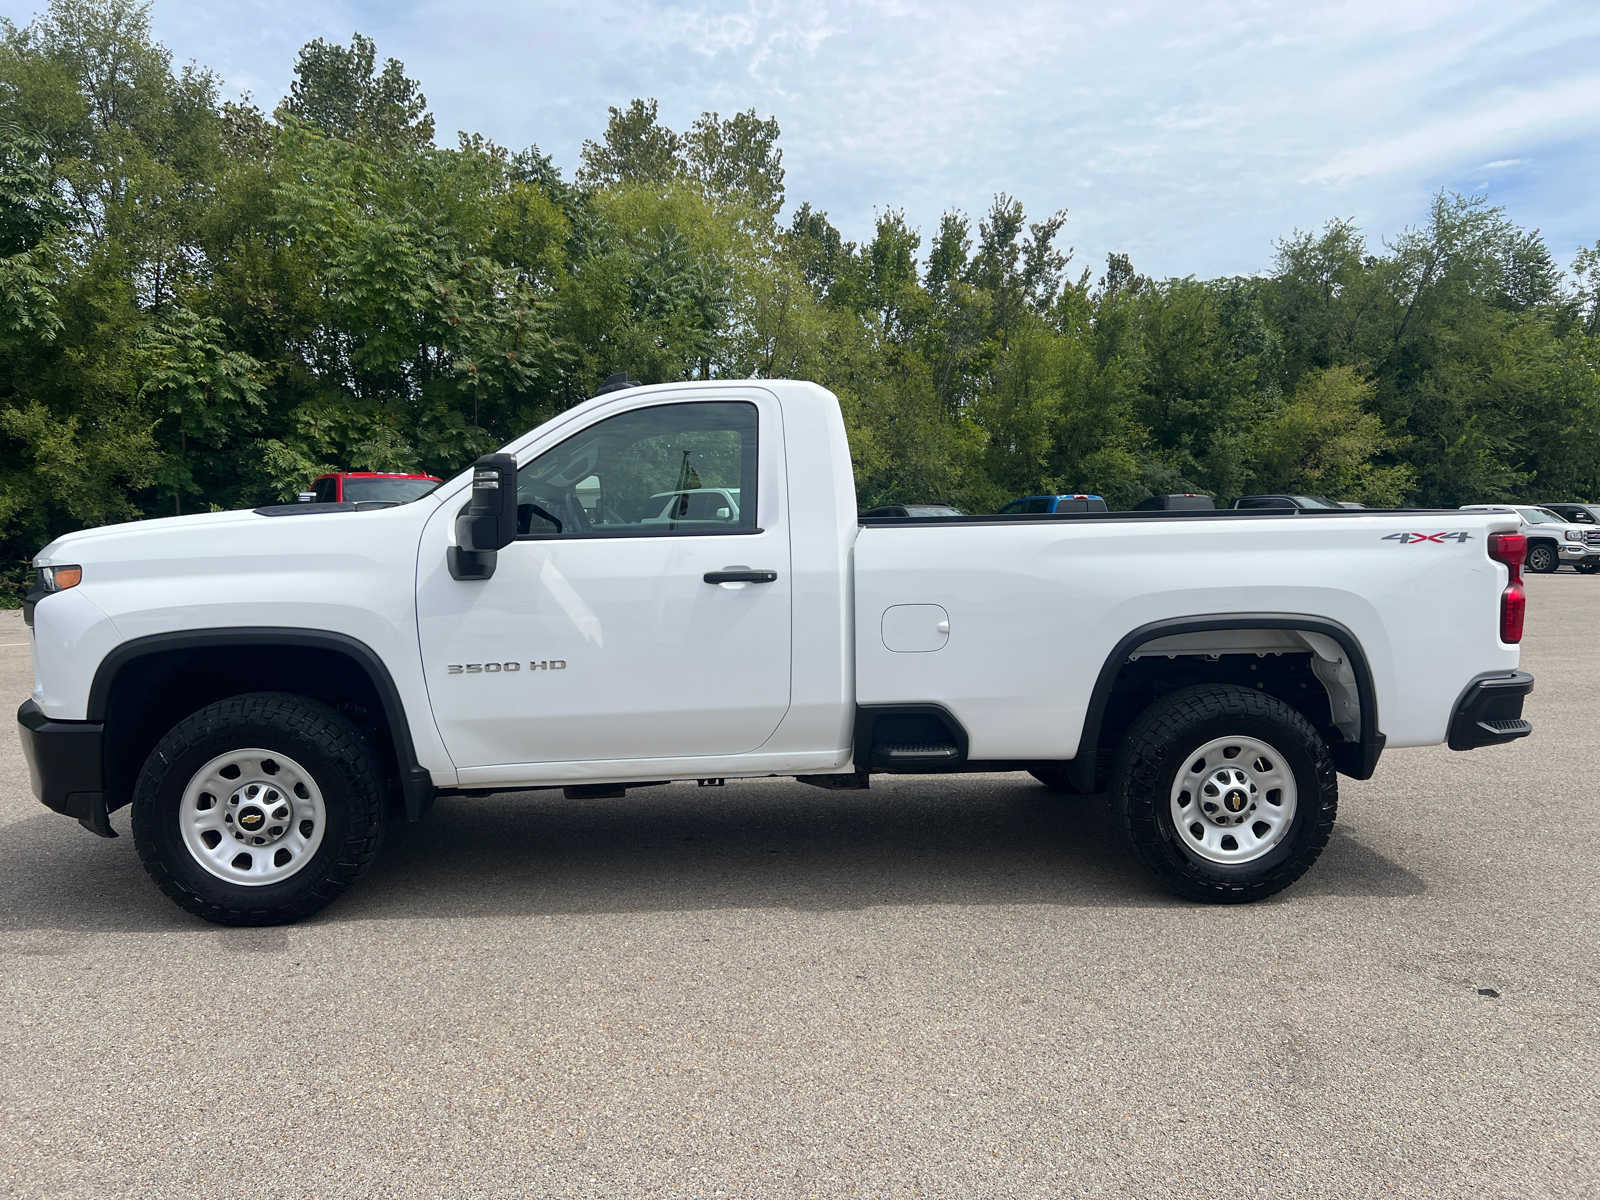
left=309, top=472, right=442, bottom=505
left=1538, top=503, right=1600, bottom=526
left=859, top=503, right=965, bottom=517
left=1130, top=494, right=1216, bottom=511
left=1537, top=505, right=1600, bottom=570
left=1460, top=505, right=1600, bottom=573
left=998, top=494, right=1109, bottom=514
left=1230, top=495, right=1343, bottom=511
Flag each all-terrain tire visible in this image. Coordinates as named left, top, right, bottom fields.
left=1577, top=560, right=1599, bottom=575
left=132, top=693, right=385, bottom=926
left=1110, top=684, right=1337, bottom=904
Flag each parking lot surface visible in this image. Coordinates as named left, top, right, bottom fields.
left=1, top=576, right=1596, bottom=1199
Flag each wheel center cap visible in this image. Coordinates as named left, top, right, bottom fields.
left=227, top=782, right=291, bottom=846
left=1201, top=767, right=1257, bottom=826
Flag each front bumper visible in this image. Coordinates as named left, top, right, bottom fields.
left=15, top=700, right=114, bottom=836
left=1447, top=671, right=1534, bottom=751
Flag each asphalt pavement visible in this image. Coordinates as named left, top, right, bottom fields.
left=1, top=576, right=1596, bottom=1199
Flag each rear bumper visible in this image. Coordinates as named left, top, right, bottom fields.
left=15, top=700, right=114, bottom=836
left=1447, top=671, right=1534, bottom=751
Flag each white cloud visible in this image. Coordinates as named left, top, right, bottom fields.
left=6, top=0, right=1594, bottom=276
left=1307, top=77, right=1600, bottom=183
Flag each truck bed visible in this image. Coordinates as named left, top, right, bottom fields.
left=853, top=507, right=1518, bottom=764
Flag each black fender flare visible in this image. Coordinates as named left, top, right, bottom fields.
left=1064, top=612, right=1384, bottom=792
left=88, top=627, right=436, bottom=820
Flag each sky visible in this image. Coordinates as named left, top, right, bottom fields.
left=8, top=0, right=1600, bottom=282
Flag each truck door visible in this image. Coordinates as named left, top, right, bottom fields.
left=414, top=393, right=792, bottom=771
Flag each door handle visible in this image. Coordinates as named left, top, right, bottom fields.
left=704, top=566, right=779, bottom=584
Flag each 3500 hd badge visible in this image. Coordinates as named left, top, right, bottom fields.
left=446, top=660, right=567, bottom=674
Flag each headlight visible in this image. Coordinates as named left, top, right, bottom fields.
left=38, top=564, right=82, bottom=592
left=1566, top=529, right=1586, bottom=542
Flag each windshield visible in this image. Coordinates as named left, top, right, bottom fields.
left=1516, top=507, right=1563, bottom=524
left=341, top=476, right=439, bottom=503
left=903, top=505, right=963, bottom=516
left=1291, top=495, right=1342, bottom=509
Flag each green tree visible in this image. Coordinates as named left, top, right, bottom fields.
left=5, top=0, right=1600, bottom=606
left=577, top=98, right=681, bottom=188
left=279, top=32, right=434, bottom=153
left=1252, top=367, right=1413, bottom=505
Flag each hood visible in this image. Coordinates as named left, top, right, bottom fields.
left=33, top=497, right=443, bottom=567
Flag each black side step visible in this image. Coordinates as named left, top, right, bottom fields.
left=854, top=705, right=971, bottom=772
left=875, top=742, right=960, bottom=762
left=1476, top=717, right=1533, bottom=738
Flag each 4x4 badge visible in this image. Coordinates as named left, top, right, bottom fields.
left=1382, top=532, right=1472, bottom=544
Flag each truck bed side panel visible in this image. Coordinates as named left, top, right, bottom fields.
left=853, top=513, right=1520, bottom=759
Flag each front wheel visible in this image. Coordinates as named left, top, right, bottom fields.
left=1526, top=543, right=1559, bottom=573
left=1110, top=685, right=1337, bottom=903
left=132, top=693, right=386, bottom=926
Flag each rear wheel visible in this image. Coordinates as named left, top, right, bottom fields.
left=1110, top=685, right=1337, bottom=903
left=1526, top=542, right=1559, bottom=573
left=132, top=693, right=385, bottom=926
left=1577, top=560, right=1599, bottom=575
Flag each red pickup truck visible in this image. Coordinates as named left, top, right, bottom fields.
left=307, top=472, right=442, bottom=504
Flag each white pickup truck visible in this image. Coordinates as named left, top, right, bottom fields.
left=18, top=380, right=1535, bottom=926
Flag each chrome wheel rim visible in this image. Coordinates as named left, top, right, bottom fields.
left=1169, top=734, right=1298, bottom=865
left=179, top=749, right=327, bottom=886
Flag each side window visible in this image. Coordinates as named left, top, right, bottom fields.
left=515, top=401, right=759, bottom=539
left=998, top=501, right=1023, bottom=515
left=1024, top=497, right=1051, bottom=513
left=314, top=478, right=338, bottom=503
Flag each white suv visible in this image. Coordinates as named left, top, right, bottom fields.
left=1459, top=505, right=1600, bottom=573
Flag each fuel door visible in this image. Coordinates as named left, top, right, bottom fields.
left=881, top=604, right=950, bottom=653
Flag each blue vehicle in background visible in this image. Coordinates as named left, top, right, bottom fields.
left=998, top=493, right=1108, bottom=514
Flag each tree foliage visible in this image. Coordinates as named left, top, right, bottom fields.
left=3, top=0, right=1599, bottom=601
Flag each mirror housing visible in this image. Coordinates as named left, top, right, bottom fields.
left=448, top=453, right=519, bottom=581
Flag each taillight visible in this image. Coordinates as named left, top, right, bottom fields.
left=1501, top=583, right=1526, bottom=643
left=1487, top=533, right=1526, bottom=568
left=1488, top=532, right=1526, bottom=643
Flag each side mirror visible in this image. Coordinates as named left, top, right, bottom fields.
left=448, top=453, right=518, bottom=581
left=297, top=491, right=315, bottom=503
